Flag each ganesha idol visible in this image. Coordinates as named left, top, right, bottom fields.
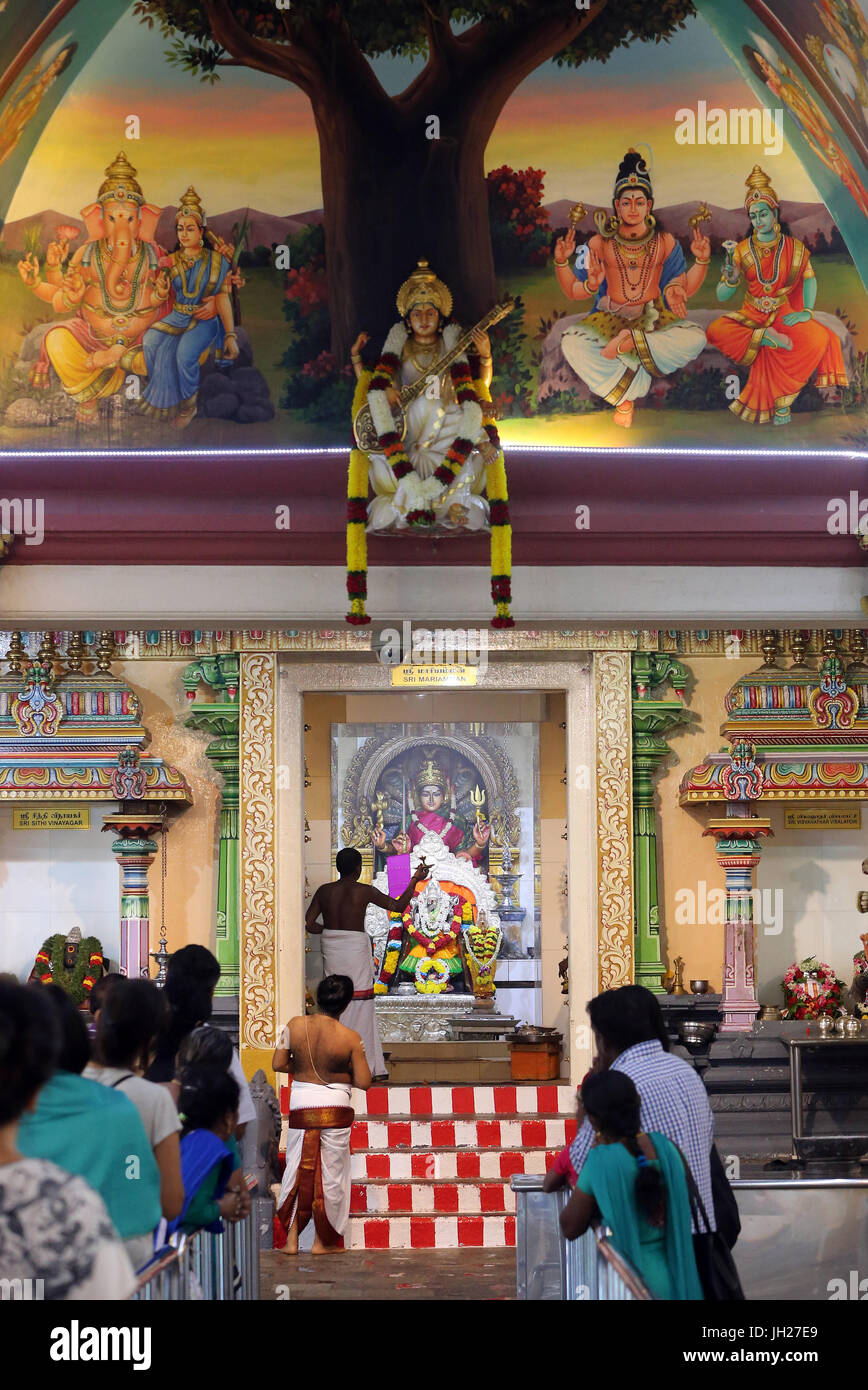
left=364, top=829, right=502, bottom=999
left=17, top=152, right=168, bottom=424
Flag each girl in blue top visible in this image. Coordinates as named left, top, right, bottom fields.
left=559, top=1070, right=703, bottom=1300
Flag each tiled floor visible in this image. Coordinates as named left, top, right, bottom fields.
left=260, top=1248, right=516, bottom=1300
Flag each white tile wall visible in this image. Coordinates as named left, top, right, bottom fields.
left=0, top=808, right=119, bottom=979
left=755, top=808, right=866, bottom=1000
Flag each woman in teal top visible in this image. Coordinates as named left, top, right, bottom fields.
left=17, top=986, right=161, bottom=1270
left=560, top=1070, right=703, bottom=1300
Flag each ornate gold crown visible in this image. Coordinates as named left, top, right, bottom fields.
left=744, top=164, right=779, bottom=211
left=98, top=152, right=144, bottom=207
left=415, top=755, right=448, bottom=791
left=396, top=259, right=453, bottom=319
left=177, top=186, right=206, bottom=226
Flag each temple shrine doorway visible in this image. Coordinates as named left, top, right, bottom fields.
left=236, top=653, right=629, bottom=1086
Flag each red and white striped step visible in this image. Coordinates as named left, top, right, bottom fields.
left=349, top=1116, right=574, bottom=1151
left=351, top=1148, right=549, bottom=1181
left=280, top=1082, right=578, bottom=1250
left=352, top=1178, right=517, bottom=1214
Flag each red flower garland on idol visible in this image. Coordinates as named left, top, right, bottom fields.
left=781, top=956, right=845, bottom=1019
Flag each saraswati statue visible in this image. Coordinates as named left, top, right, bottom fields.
left=345, top=259, right=514, bottom=628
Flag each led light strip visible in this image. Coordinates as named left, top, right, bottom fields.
left=0, top=446, right=864, bottom=460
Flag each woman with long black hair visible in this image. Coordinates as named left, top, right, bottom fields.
left=559, top=1070, right=703, bottom=1300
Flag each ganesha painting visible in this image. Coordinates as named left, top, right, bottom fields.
left=16, top=152, right=241, bottom=427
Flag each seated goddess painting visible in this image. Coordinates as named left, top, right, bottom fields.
left=706, top=166, right=848, bottom=425
left=140, top=187, right=240, bottom=428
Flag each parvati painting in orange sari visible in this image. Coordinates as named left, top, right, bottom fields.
left=706, top=166, right=847, bottom=425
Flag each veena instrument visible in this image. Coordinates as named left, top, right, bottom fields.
left=352, top=297, right=515, bottom=453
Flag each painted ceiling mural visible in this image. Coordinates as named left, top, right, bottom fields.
left=0, top=0, right=865, bottom=453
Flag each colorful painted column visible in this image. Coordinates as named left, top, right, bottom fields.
left=103, top=813, right=163, bottom=980
left=184, top=654, right=240, bottom=998
left=705, top=816, right=773, bottom=1033
left=631, top=653, right=689, bottom=992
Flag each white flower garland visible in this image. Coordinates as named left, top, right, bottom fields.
left=367, top=320, right=484, bottom=457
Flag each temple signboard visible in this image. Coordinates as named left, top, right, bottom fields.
left=13, top=807, right=90, bottom=830
left=390, top=665, right=478, bottom=688
left=784, top=807, right=862, bottom=830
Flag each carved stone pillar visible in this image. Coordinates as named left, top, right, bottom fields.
left=705, top=816, right=773, bottom=1033
left=103, top=812, right=164, bottom=979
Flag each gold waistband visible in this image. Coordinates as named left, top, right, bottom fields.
left=744, top=290, right=785, bottom=312
left=286, top=1105, right=354, bottom=1130
left=174, top=304, right=197, bottom=315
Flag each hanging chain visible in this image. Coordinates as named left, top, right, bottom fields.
left=160, top=805, right=167, bottom=947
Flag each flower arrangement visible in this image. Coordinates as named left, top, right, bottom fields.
left=781, top=956, right=846, bottom=1019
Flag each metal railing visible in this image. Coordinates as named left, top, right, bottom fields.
left=133, top=1205, right=262, bottom=1302
left=511, top=1174, right=653, bottom=1301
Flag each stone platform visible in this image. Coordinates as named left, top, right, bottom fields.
left=385, top=1041, right=512, bottom=1084
left=375, top=995, right=474, bottom=1043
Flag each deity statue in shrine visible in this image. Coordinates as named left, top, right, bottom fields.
left=462, top=905, right=502, bottom=999
left=395, top=877, right=470, bottom=994
left=552, top=149, right=709, bottom=429
left=370, top=750, right=490, bottom=869
left=706, top=166, right=848, bottom=425
left=366, top=829, right=501, bottom=997
left=29, top=925, right=105, bottom=1006
left=851, top=930, right=868, bottom=1015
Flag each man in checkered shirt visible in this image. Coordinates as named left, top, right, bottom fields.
left=569, top=986, right=715, bottom=1229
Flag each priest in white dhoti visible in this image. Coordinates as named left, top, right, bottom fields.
left=272, top=975, right=370, bottom=1252
left=305, top=848, right=430, bottom=1079
left=320, top=928, right=386, bottom=1076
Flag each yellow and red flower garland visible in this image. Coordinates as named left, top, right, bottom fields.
left=32, top=936, right=104, bottom=1004
left=346, top=357, right=513, bottom=627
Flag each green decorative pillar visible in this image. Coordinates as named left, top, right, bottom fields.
left=184, top=654, right=240, bottom=998
left=631, top=653, right=690, bottom=992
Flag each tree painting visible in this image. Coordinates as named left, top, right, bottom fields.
left=135, top=0, right=695, bottom=362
